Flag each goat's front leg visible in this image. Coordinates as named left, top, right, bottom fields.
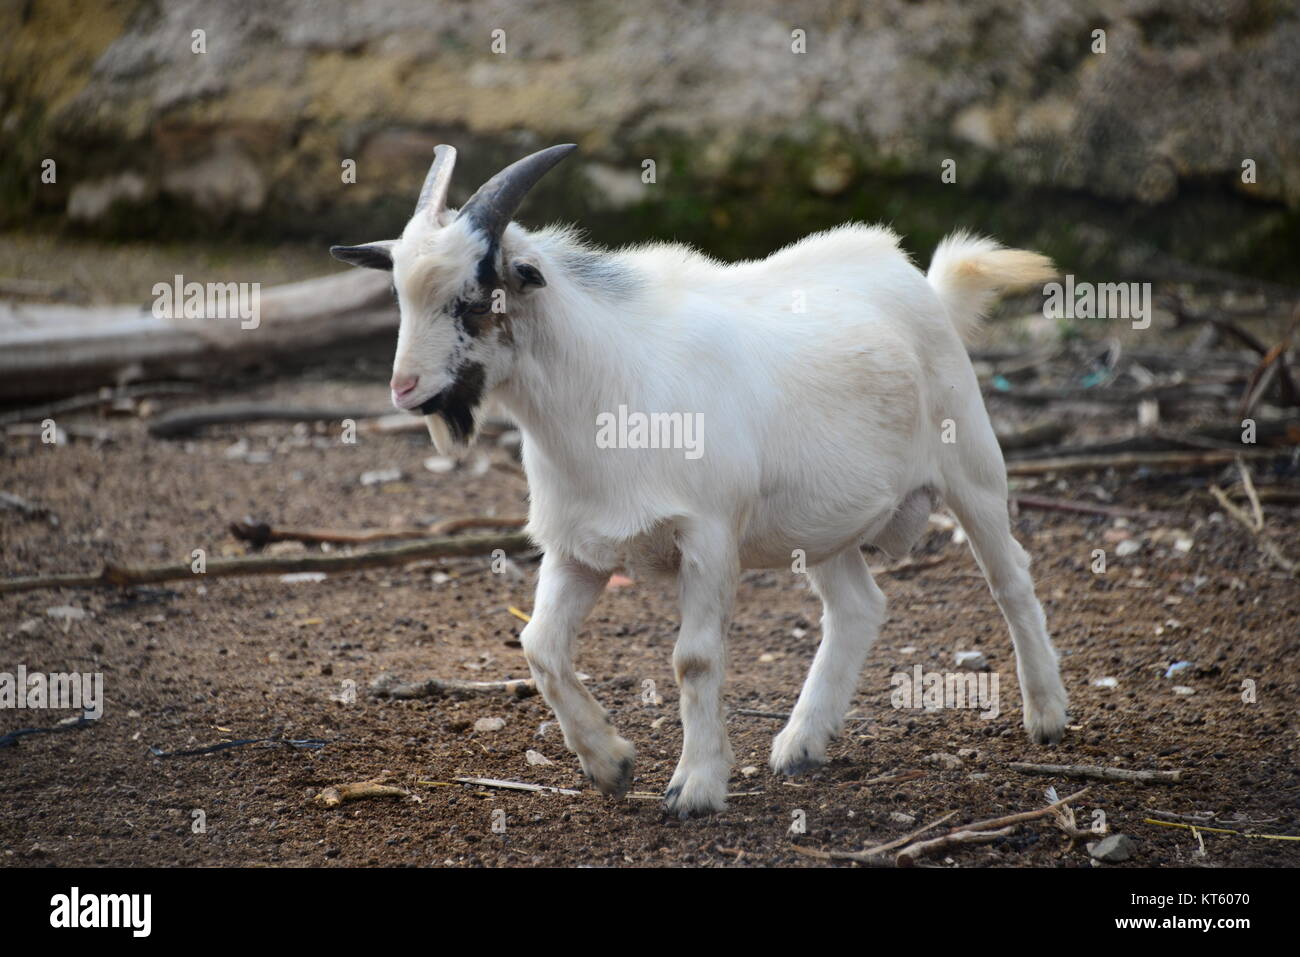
left=521, top=551, right=634, bottom=798
left=664, top=520, right=739, bottom=817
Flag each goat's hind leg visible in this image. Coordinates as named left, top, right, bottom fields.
left=771, top=545, right=885, bottom=775
left=945, top=469, right=1068, bottom=744
left=520, top=551, right=635, bottom=797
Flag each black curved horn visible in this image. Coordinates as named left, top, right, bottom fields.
left=457, top=144, right=577, bottom=243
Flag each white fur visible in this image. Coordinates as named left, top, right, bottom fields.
left=389, top=218, right=1068, bottom=815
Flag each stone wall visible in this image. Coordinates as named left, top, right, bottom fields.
left=3, top=0, right=1297, bottom=278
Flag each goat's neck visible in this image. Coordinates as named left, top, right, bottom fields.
left=494, top=286, right=636, bottom=474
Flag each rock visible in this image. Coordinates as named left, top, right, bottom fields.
left=1115, top=539, right=1142, bottom=557
left=473, top=717, right=506, bottom=732
left=954, top=650, right=989, bottom=671
left=525, top=749, right=552, bottom=766
left=1092, top=676, right=1119, bottom=689
left=1164, top=661, right=1193, bottom=678
left=1088, top=834, right=1136, bottom=863
left=45, top=605, right=87, bottom=622
left=360, top=468, right=403, bottom=486
left=67, top=171, right=152, bottom=222
left=423, top=455, right=456, bottom=474
left=925, top=752, right=963, bottom=770
left=1172, top=685, right=1195, bottom=696
left=741, top=765, right=760, bottom=778
left=889, top=811, right=916, bottom=825
left=279, top=572, right=326, bottom=583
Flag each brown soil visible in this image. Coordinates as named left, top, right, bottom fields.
left=2, top=362, right=1297, bottom=868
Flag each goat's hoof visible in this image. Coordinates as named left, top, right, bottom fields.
left=1023, top=692, right=1068, bottom=746
left=663, top=772, right=727, bottom=818
left=769, top=727, right=828, bottom=777
left=580, top=738, right=636, bottom=799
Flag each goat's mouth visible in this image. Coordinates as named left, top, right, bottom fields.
left=412, top=363, right=487, bottom=445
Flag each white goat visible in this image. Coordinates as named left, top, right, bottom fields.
left=332, top=144, right=1069, bottom=816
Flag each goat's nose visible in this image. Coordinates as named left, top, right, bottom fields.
left=390, top=374, right=419, bottom=398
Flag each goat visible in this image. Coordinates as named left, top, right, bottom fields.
left=331, top=144, right=1068, bottom=816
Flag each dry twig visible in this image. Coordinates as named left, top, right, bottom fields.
left=1009, top=762, right=1182, bottom=784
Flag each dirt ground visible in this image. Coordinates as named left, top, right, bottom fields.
left=1, top=351, right=1297, bottom=868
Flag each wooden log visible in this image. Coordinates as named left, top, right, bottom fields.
left=0, top=269, right=393, bottom=400
left=0, top=531, right=534, bottom=595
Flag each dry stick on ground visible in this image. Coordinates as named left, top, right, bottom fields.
left=449, top=777, right=581, bottom=796
left=1237, top=305, right=1300, bottom=417
left=148, top=403, right=391, bottom=438
left=995, top=421, right=1069, bottom=453
left=793, top=811, right=959, bottom=864
left=1005, top=449, right=1274, bottom=477
left=314, top=773, right=408, bottom=808
left=230, top=519, right=437, bottom=547
left=1011, top=494, right=1174, bottom=522
left=229, top=516, right=529, bottom=548
left=0, top=531, right=534, bottom=595
left=429, top=515, right=528, bottom=535
left=0, top=382, right=202, bottom=427
left=369, top=673, right=536, bottom=700
left=796, top=788, right=1091, bottom=866
left=1009, top=762, right=1182, bottom=784
left=894, top=826, right=1016, bottom=866
left=230, top=514, right=527, bottom=546
left=1208, top=484, right=1299, bottom=577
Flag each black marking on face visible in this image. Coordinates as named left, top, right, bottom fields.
left=476, top=243, right=499, bottom=286
left=419, top=361, right=486, bottom=442
left=450, top=295, right=495, bottom=338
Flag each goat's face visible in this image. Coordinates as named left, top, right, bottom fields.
left=331, top=144, right=573, bottom=449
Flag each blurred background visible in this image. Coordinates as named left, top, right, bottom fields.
left=0, top=0, right=1297, bottom=396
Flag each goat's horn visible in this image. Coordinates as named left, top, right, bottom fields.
left=415, top=144, right=457, bottom=221
left=458, top=144, right=577, bottom=242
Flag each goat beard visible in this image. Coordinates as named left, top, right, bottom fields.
left=423, top=413, right=455, bottom=454
left=419, top=362, right=486, bottom=454
left=422, top=403, right=480, bottom=454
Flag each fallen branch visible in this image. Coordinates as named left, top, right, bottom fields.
left=429, top=515, right=528, bottom=535
left=369, top=672, right=536, bottom=700
left=1208, top=484, right=1299, bottom=576
left=149, top=403, right=388, bottom=438
left=0, top=382, right=202, bottom=427
left=796, top=787, right=1090, bottom=866
left=0, top=531, right=535, bottom=595
left=450, top=777, right=581, bottom=796
left=1006, top=449, right=1273, bottom=477
left=1009, top=762, right=1182, bottom=784
left=895, top=826, right=1015, bottom=866
left=1012, top=494, right=1173, bottom=521
left=315, top=773, right=407, bottom=808
left=1144, top=818, right=1300, bottom=842
left=995, top=421, right=1070, bottom=453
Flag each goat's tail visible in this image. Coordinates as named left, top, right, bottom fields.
left=926, top=231, right=1056, bottom=345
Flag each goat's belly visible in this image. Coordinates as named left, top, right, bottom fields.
left=739, top=485, right=940, bottom=569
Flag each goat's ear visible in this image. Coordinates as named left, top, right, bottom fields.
left=509, top=257, right=546, bottom=291
left=330, top=241, right=396, bottom=271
